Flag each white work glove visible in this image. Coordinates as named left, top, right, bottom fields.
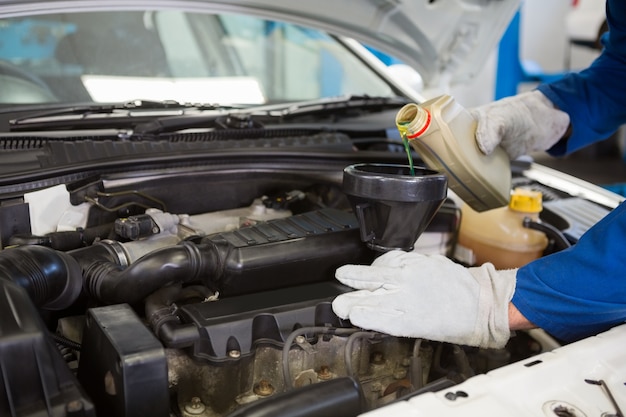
left=332, top=250, right=516, bottom=349
left=470, top=90, right=570, bottom=159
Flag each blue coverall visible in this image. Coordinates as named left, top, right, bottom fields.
left=512, top=0, right=626, bottom=342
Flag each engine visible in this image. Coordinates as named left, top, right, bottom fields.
left=0, top=164, right=609, bottom=417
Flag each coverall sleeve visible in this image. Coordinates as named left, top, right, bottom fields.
left=513, top=0, right=626, bottom=341
left=513, top=202, right=626, bottom=342
left=537, top=0, right=626, bottom=156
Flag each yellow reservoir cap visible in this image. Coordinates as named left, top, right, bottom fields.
left=509, top=188, right=543, bottom=213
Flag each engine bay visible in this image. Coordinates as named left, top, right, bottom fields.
left=0, top=158, right=617, bottom=417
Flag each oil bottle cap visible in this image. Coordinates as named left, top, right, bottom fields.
left=509, top=188, right=543, bottom=213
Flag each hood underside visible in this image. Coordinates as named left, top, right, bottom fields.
left=0, top=0, right=521, bottom=87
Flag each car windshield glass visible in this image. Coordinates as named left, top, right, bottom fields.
left=0, top=10, right=395, bottom=107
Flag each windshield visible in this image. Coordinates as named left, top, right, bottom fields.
left=0, top=10, right=396, bottom=107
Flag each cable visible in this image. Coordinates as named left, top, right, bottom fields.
left=50, top=332, right=82, bottom=352
left=409, top=339, right=424, bottom=390
left=344, top=331, right=385, bottom=378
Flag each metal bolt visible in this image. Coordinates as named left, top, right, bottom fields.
left=253, top=379, right=275, bottom=397
left=317, top=365, right=332, bottom=380
left=552, top=405, right=576, bottom=417
left=184, top=397, right=206, bottom=415
left=393, top=368, right=407, bottom=380
left=228, top=350, right=241, bottom=359
left=295, top=335, right=306, bottom=344
left=370, top=382, right=383, bottom=394
left=445, top=390, right=469, bottom=401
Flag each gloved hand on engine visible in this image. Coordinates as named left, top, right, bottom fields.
left=332, top=250, right=517, bottom=349
left=470, top=90, right=571, bottom=159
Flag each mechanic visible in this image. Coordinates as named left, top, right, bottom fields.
left=332, top=0, right=626, bottom=349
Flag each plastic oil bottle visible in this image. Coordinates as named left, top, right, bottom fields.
left=458, top=188, right=549, bottom=269
left=395, top=95, right=511, bottom=212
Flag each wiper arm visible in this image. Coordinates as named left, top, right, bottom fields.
left=9, top=100, right=238, bottom=131
left=252, top=95, right=411, bottom=118
left=132, top=95, right=409, bottom=136
left=133, top=112, right=263, bottom=136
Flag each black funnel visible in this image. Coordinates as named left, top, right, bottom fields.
left=343, top=163, right=447, bottom=252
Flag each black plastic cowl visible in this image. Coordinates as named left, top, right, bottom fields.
left=202, top=208, right=374, bottom=297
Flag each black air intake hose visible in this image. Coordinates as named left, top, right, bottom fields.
left=85, top=241, right=221, bottom=305
left=0, top=245, right=82, bottom=309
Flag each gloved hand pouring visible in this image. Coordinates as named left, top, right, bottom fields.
left=471, top=90, right=570, bottom=160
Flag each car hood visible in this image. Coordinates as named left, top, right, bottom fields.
left=0, top=0, right=521, bottom=88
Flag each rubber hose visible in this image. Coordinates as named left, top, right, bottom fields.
left=85, top=241, right=220, bottom=305
left=144, top=284, right=211, bottom=348
left=523, top=217, right=571, bottom=251
left=0, top=245, right=82, bottom=309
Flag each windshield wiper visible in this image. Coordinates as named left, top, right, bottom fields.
left=133, top=95, right=410, bottom=136
left=8, top=95, right=409, bottom=134
left=252, top=95, right=411, bottom=118
left=9, top=100, right=240, bottom=131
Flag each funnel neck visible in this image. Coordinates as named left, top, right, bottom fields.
left=343, top=163, right=447, bottom=252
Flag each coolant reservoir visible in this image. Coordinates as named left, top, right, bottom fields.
left=395, top=95, right=511, bottom=212
left=458, top=188, right=549, bottom=269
